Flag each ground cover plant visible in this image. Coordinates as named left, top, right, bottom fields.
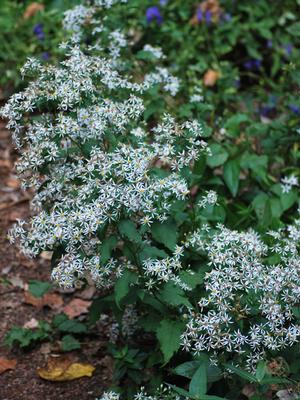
left=1, top=0, right=300, bottom=399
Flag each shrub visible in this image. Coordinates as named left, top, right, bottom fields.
left=2, top=0, right=300, bottom=399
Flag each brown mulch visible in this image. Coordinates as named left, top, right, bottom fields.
left=0, top=119, right=112, bottom=399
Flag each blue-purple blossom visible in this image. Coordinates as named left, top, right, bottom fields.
left=159, top=0, right=168, bottom=5
left=33, top=23, right=45, bottom=41
left=288, top=104, right=300, bottom=115
left=266, top=40, right=273, bottom=49
left=146, top=6, right=163, bottom=25
left=196, top=8, right=203, bottom=22
left=205, top=10, right=212, bottom=25
left=244, top=59, right=261, bottom=70
left=222, top=12, right=232, bottom=22
left=283, top=43, right=293, bottom=57
left=41, top=52, right=50, bottom=61
left=260, top=105, right=275, bottom=118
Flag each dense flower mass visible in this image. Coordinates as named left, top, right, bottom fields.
left=1, top=6, right=208, bottom=290
left=183, top=219, right=300, bottom=369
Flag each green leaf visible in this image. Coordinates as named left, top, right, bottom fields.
left=57, top=320, right=87, bottom=334
left=252, top=193, right=272, bottom=227
left=151, top=220, right=178, bottom=251
left=5, top=324, right=50, bottom=348
left=280, top=190, right=297, bottom=211
left=139, top=246, right=168, bottom=261
left=61, top=335, right=81, bottom=351
left=207, top=144, right=229, bottom=168
left=52, top=313, right=68, bottom=328
left=224, top=364, right=257, bottom=382
left=287, top=22, right=300, bottom=36
left=260, top=376, right=291, bottom=385
left=174, top=361, right=201, bottom=378
left=100, top=236, right=118, bottom=264
left=138, top=314, right=162, bottom=332
left=189, top=363, right=207, bottom=397
left=114, top=270, right=138, bottom=307
left=223, top=159, right=240, bottom=197
left=156, top=319, right=185, bottom=364
left=225, top=114, right=249, bottom=137
left=169, top=385, right=193, bottom=398
left=28, top=280, right=52, bottom=298
left=158, top=282, right=192, bottom=308
left=179, top=270, right=205, bottom=290
left=118, top=220, right=142, bottom=243
left=255, top=361, right=267, bottom=382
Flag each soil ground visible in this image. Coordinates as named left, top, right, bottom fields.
left=0, top=119, right=111, bottom=400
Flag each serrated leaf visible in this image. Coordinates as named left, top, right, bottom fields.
left=61, top=335, right=81, bottom=352
left=118, top=220, right=142, bottom=243
left=139, top=246, right=168, bottom=261
left=100, top=236, right=118, bottom=264
left=156, top=320, right=185, bottom=364
left=151, top=220, right=178, bottom=251
left=207, top=144, right=228, bottom=168
left=158, top=282, right=192, bottom=308
left=114, top=270, right=138, bottom=307
left=57, top=320, right=87, bottom=334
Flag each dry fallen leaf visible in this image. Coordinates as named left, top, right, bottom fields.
left=76, top=286, right=96, bottom=300
left=9, top=275, right=24, bottom=289
left=63, top=298, right=91, bottom=319
left=37, top=357, right=95, bottom=381
left=203, top=69, right=219, bottom=86
left=40, top=251, right=53, bottom=260
left=190, top=0, right=222, bottom=25
left=24, top=291, right=63, bottom=310
left=0, top=358, right=17, bottom=374
left=23, top=2, right=44, bottom=19
left=23, top=318, right=39, bottom=329
left=40, top=342, right=52, bottom=356
left=5, top=177, right=21, bottom=190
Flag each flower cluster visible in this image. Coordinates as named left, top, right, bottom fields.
left=182, top=219, right=300, bottom=369
left=97, top=386, right=182, bottom=400
left=281, top=175, right=299, bottom=193
left=2, top=3, right=208, bottom=290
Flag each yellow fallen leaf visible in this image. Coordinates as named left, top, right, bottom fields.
left=37, top=357, right=95, bottom=381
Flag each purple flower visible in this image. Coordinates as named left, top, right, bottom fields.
left=41, top=52, right=50, bottom=61
left=243, top=59, right=261, bottom=70
left=146, top=6, right=163, bottom=25
left=234, top=78, right=241, bottom=88
left=205, top=10, right=212, bottom=25
left=288, top=104, right=300, bottom=115
left=196, top=8, right=203, bottom=22
left=159, top=0, right=167, bottom=5
left=33, top=23, right=45, bottom=41
left=260, top=105, right=274, bottom=117
left=283, top=43, right=293, bottom=57
left=223, top=13, right=232, bottom=22
left=266, top=40, right=273, bottom=49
